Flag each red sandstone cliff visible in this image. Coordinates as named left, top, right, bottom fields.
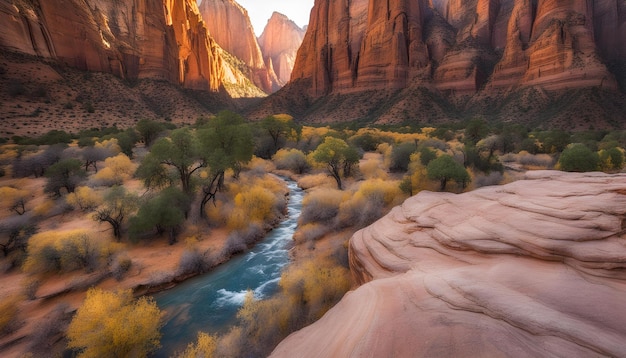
left=0, top=0, right=225, bottom=91
left=198, top=0, right=278, bottom=93
left=258, top=12, right=305, bottom=86
left=288, top=0, right=625, bottom=97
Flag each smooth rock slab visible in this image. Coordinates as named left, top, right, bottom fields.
left=272, top=171, right=626, bottom=357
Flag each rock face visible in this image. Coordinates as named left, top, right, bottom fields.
left=291, top=0, right=624, bottom=96
left=198, top=0, right=278, bottom=93
left=0, top=0, right=226, bottom=91
left=258, top=12, right=305, bottom=86
left=272, top=171, right=626, bottom=357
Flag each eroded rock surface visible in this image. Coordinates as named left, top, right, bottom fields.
left=258, top=12, right=305, bottom=86
left=272, top=171, right=626, bottom=357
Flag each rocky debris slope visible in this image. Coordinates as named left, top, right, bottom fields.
left=271, top=171, right=626, bottom=357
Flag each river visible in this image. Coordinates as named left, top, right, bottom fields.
left=153, top=179, right=303, bottom=357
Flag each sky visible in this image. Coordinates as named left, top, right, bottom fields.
left=232, top=0, right=314, bottom=36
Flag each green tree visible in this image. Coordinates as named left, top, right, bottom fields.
left=559, top=143, right=599, bottom=172
left=135, top=119, right=165, bottom=147
left=390, top=142, right=417, bottom=172
left=197, top=111, right=254, bottom=217
left=261, top=115, right=301, bottom=156
left=66, top=288, right=161, bottom=358
left=113, top=128, right=139, bottom=158
left=129, top=187, right=189, bottom=244
left=312, top=137, right=360, bottom=190
left=93, top=186, right=138, bottom=240
left=464, top=118, right=489, bottom=145
left=44, top=158, right=86, bottom=196
left=136, top=128, right=204, bottom=194
left=599, top=147, right=624, bottom=172
left=427, top=155, right=470, bottom=191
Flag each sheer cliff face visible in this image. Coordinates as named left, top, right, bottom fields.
left=0, top=0, right=225, bottom=91
left=198, top=0, right=277, bottom=93
left=290, top=0, right=626, bottom=97
left=258, top=12, right=305, bottom=86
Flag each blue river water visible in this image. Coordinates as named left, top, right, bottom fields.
left=153, top=179, right=303, bottom=357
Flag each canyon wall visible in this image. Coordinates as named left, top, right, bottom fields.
left=258, top=12, right=305, bottom=86
left=271, top=171, right=626, bottom=357
left=0, top=0, right=226, bottom=91
left=289, top=0, right=625, bottom=97
left=198, top=0, right=278, bottom=93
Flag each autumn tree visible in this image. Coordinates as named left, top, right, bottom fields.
left=93, top=186, right=138, bottom=240
left=44, top=158, right=86, bottom=196
left=66, top=186, right=102, bottom=211
left=427, top=154, right=470, bottom=191
left=66, top=288, right=161, bottom=358
left=93, top=153, right=134, bottom=185
left=81, top=145, right=113, bottom=172
left=0, top=186, right=29, bottom=215
left=311, top=137, right=360, bottom=189
left=177, top=332, right=217, bottom=358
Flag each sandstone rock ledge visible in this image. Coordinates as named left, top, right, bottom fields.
left=271, top=171, right=626, bottom=357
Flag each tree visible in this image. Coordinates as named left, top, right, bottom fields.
left=113, top=128, right=139, bottom=158
left=93, top=153, right=134, bottom=185
left=0, top=219, right=37, bottom=257
left=464, top=118, right=489, bottom=145
left=128, top=187, right=188, bottom=244
left=559, top=143, right=599, bottom=172
left=135, top=119, right=165, bottom=147
left=427, top=155, right=470, bottom=191
left=197, top=111, right=254, bottom=217
left=390, top=142, right=417, bottom=172
left=93, top=186, right=138, bottom=240
left=136, top=128, right=204, bottom=194
left=81, top=146, right=113, bottom=172
left=66, top=288, right=161, bottom=358
left=260, top=114, right=301, bottom=156
left=44, top=158, right=86, bottom=196
left=66, top=186, right=102, bottom=211
left=312, top=137, right=360, bottom=190
left=599, top=147, right=624, bottom=172
left=0, top=186, right=29, bottom=215
left=177, top=332, right=217, bottom=358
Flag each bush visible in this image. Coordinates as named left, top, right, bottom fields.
left=299, top=189, right=345, bottom=226
left=294, top=223, right=330, bottom=243
left=273, top=148, right=310, bottom=174
left=176, top=332, right=217, bottom=358
left=389, top=142, right=417, bottom=172
left=111, top=254, right=132, bottom=281
left=66, top=288, right=161, bottom=357
left=23, top=230, right=112, bottom=273
left=91, top=153, right=134, bottom=186
left=0, top=294, right=22, bottom=335
left=558, top=143, right=599, bottom=172
left=66, top=186, right=101, bottom=211
left=337, top=179, right=402, bottom=228
left=28, top=303, right=68, bottom=354
left=178, top=249, right=211, bottom=276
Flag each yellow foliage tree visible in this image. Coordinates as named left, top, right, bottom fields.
left=93, top=153, right=134, bottom=185
left=94, top=138, right=122, bottom=155
left=66, top=186, right=102, bottom=211
left=67, top=288, right=161, bottom=358
left=177, top=331, right=217, bottom=358
left=0, top=186, right=30, bottom=215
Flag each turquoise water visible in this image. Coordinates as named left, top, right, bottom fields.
left=153, top=179, right=303, bottom=356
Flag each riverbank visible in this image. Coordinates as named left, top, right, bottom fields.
left=0, top=174, right=292, bottom=357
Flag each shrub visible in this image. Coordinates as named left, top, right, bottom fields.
left=294, top=223, right=330, bottom=243
left=558, top=143, right=599, bottom=172
left=359, top=155, right=388, bottom=179
left=66, top=186, right=101, bottom=211
left=474, top=171, right=504, bottom=188
left=110, top=254, right=132, bottom=281
left=176, top=332, right=217, bottom=358
left=91, top=153, right=133, bottom=186
left=23, top=230, right=112, bottom=273
left=0, top=294, right=22, bottom=335
left=337, top=179, right=402, bottom=228
left=178, top=249, right=211, bottom=276
left=389, top=142, right=417, bottom=172
left=28, top=303, right=68, bottom=354
left=66, top=288, right=161, bottom=357
left=273, top=148, right=310, bottom=174
left=299, top=189, right=345, bottom=226
left=599, top=147, right=624, bottom=172
left=0, top=186, right=29, bottom=215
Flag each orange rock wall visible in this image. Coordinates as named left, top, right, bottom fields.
left=290, top=0, right=626, bottom=97
left=258, top=12, right=305, bottom=86
left=0, top=0, right=226, bottom=91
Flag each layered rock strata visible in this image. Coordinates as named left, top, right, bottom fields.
left=0, top=0, right=225, bottom=91
left=289, top=0, right=625, bottom=97
left=272, top=171, right=626, bottom=357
